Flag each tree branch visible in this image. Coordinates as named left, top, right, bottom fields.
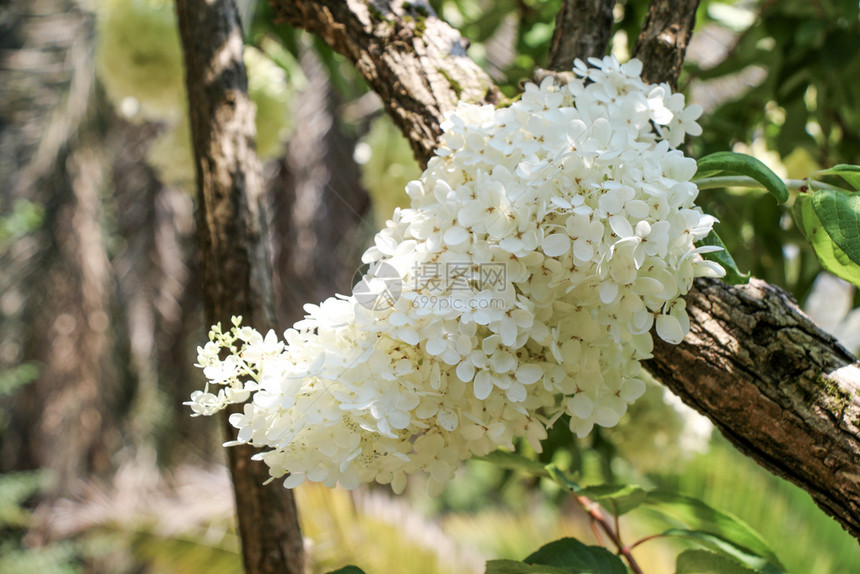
left=271, top=0, right=860, bottom=539
left=174, top=0, right=306, bottom=572
left=632, top=0, right=700, bottom=88
left=548, top=0, right=615, bottom=70
left=645, top=279, right=860, bottom=538
left=268, top=0, right=501, bottom=167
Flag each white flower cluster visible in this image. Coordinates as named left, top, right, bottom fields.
left=189, top=57, right=724, bottom=494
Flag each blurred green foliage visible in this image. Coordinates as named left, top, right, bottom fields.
left=0, top=472, right=81, bottom=574
left=0, top=361, right=79, bottom=573
left=689, top=0, right=860, bottom=299
left=649, top=438, right=860, bottom=573
left=95, top=0, right=299, bottom=189
left=0, top=200, right=44, bottom=243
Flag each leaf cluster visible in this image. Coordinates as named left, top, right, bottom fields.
left=329, top=448, right=789, bottom=574
left=693, top=152, right=860, bottom=289
left=688, top=0, right=860, bottom=299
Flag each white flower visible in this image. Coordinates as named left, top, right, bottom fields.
left=203, top=355, right=240, bottom=384
left=187, top=56, right=721, bottom=494
left=243, top=329, right=284, bottom=363
left=186, top=390, right=225, bottom=416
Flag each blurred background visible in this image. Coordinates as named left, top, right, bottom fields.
left=1, top=0, right=859, bottom=572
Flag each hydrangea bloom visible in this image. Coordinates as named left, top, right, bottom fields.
left=188, top=57, right=724, bottom=494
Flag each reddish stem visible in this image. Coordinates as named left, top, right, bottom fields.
left=589, top=516, right=605, bottom=546
left=630, top=532, right=668, bottom=550
left=575, top=495, right=644, bottom=574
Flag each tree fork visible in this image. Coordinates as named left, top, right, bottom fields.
left=269, top=0, right=501, bottom=168
left=174, top=0, right=306, bottom=571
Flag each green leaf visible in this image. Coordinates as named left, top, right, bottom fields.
left=575, top=484, right=647, bottom=516
left=794, top=194, right=860, bottom=287
left=695, top=152, right=789, bottom=204
left=642, top=491, right=784, bottom=570
left=546, top=465, right=580, bottom=491
left=327, top=567, right=367, bottom=574
left=485, top=560, right=572, bottom=574
left=675, top=549, right=759, bottom=574
left=811, top=189, right=860, bottom=265
left=812, top=164, right=860, bottom=190
left=476, top=450, right=551, bottom=478
left=661, top=529, right=785, bottom=574
left=524, top=538, right=627, bottom=574
left=696, top=231, right=750, bottom=284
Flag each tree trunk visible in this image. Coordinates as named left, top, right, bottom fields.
left=0, top=0, right=118, bottom=500
left=109, top=120, right=205, bottom=462
left=632, top=0, right=700, bottom=90
left=548, top=0, right=615, bottom=69
left=271, top=0, right=860, bottom=539
left=174, top=0, right=305, bottom=572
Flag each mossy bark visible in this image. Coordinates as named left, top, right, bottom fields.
left=646, top=279, right=860, bottom=537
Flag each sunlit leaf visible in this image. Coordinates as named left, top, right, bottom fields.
left=811, top=189, right=860, bottom=265
left=812, top=164, right=860, bottom=191
left=695, top=152, right=789, bottom=204
left=642, top=491, right=783, bottom=569
left=575, top=484, right=647, bottom=516
left=794, top=194, right=860, bottom=287
left=661, top=529, right=785, bottom=574
left=675, top=549, right=759, bottom=574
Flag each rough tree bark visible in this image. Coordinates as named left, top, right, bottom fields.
left=548, top=0, right=615, bottom=69
left=272, top=0, right=860, bottom=539
left=632, top=0, right=701, bottom=90
left=269, top=0, right=501, bottom=167
left=648, top=279, right=860, bottom=537
left=174, top=1, right=305, bottom=572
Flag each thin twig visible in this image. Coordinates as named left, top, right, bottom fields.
left=574, top=495, right=644, bottom=574
left=694, top=175, right=847, bottom=193
left=589, top=516, right=605, bottom=546
left=630, top=532, right=668, bottom=550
